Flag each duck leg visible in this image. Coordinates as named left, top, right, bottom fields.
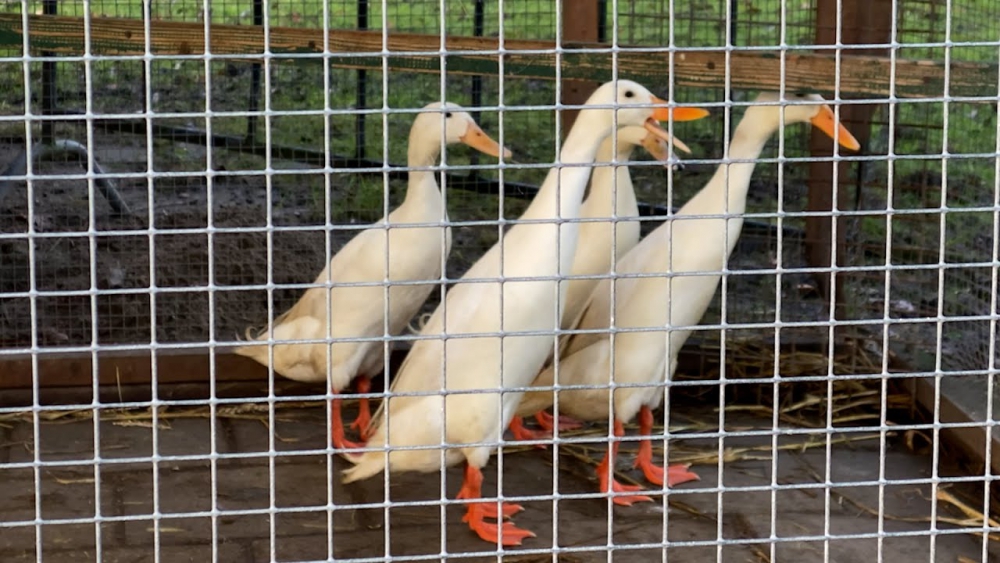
left=349, top=375, right=374, bottom=439
left=508, top=416, right=549, bottom=448
left=508, top=409, right=581, bottom=447
left=456, top=463, right=535, bottom=546
left=633, top=406, right=699, bottom=487
left=597, top=419, right=652, bottom=506
left=331, top=395, right=365, bottom=451
left=534, top=410, right=583, bottom=432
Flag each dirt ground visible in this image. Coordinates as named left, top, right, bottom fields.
left=0, top=131, right=837, bottom=354
left=0, top=133, right=518, bottom=349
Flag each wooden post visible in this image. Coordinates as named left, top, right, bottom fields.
left=40, top=0, right=58, bottom=144
left=354, top=0, right=369, bottom=159
left=806, top=0, right=893, bottom=323
left=559, top=0, right=602, bottom=138
left=246, top=0, right=263, bottom=143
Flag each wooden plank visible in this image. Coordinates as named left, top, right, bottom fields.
left=807, top=0, right=892, bottom=320
left=889, top=335, right=1000, bottom=488
left=0, top=347, right=398, bottom=406
left=0, top=334, right=828, bottom=398
left=560, top=0, right=602, bottom=136
left=907, top=374, right=1000, bottom=477
left=0, top=380, right=321, bottom=408
left=0, top=347, right=269, bottom=390
left=0, top=14, right=994, bottom=98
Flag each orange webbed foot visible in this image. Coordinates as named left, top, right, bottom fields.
left=637, top=458, right=701, bottom=488
left=456, top=463, right=535, bottom=546
left=465, top=504, right=536, bottom=546
left=599, top=472, right=653, bottom=506
left=508, top=416, right=550, bottom=449
left=633, top=406, right=699, bottom=488
left=461, top=501, right=524, bottom=521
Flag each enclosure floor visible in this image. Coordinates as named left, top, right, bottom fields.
left=1, top=404, right=994, bottom=563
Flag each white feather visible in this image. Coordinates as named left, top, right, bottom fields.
left=235, top=103, right=506, bottom=394
left=518, top=92, right=857, bottom=425
left=342, top=81, right=674, bottom=483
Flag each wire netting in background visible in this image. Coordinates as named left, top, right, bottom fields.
left=0, top=0, right=997, bottom=379
left=846, top=0, right=1000, bottom=375
left=0, top=2, right=999, bottom=562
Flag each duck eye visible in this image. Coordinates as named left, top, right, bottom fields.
left=445, top=112, right=453, bottom=118
left=624, top=90, right=635, bottom=98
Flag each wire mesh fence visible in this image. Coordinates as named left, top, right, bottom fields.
left=0, top=0, right=999, bottom=561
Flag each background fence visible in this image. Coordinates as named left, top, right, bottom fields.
left=0, top=0, right=998, bottom=561
left=1, top=0, right=998, bottom=375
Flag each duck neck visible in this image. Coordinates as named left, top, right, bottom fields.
left=521, top=112, right=609, bottom=221
left=691, top=109, right=776, bottom=218
left=584, top=138, right=637, bottom=218
left=403, top=131, right=443, bottom=206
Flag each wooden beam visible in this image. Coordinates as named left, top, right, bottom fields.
left=807, top=0, right=893, bottom=322
left=907, top=374, right=1000, bottom=477
left=0, top=348, right=270, bottom=390
left=891, top=338, right=1000, bottom=480
left=0, top=14, right=995, bottom=99
left=0, top=335, right=831, bottom=406
left=560, top=0, right=602, bottom=137
left=0, top=348, right=370, bottom=407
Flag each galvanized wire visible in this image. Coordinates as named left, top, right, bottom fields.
left=0, top=1, right=998, bottom=562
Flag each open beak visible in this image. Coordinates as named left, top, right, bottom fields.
left=643, top=119, right=692, bottom=154
left=810, top=105, right=861, bottom=151
left=459, top=122, right=513, bottom=159
left=644, top=95, right=708, bottom=155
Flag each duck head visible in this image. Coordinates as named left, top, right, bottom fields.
left=750, top=92, right=861, bottom=151
left=412, top=101, right=512, bottom=159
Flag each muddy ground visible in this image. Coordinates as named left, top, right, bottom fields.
left=0, top=129, right=838, bottom=352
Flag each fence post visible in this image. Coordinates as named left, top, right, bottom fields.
left=247, top=0, right=264, bottom=144
left=40, top=0, right=58, bottom=145
left=355, top=0, right=369, bottom=160
left=806, top=0, right=893, bottom=325
left=470, top=0, right=485, bottom=169
left=559, top=0, right=602, bottom=138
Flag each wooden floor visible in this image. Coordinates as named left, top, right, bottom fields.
left=1, top=403, right=996, bottom=562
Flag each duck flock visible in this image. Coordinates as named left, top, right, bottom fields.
left=235, top=80, right=860, bottom=546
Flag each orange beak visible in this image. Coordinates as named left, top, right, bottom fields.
left=649, top=95, right=711, bottom=123
left=809, top=105, right=861, bottom=151
left=644, top=95, right=708, bottom=154
left=459, top=122, right=513, bottom=159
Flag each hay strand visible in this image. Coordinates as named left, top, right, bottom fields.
left=797, top=455, right=1000, bottom=542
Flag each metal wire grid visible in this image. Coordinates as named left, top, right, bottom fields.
left=0, top=0, right=827, bottom=349
left=840, top=0, right=1000, bottom=375
left=0, top=0, right=998, bottom=562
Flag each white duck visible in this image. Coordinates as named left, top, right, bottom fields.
left=508, top=125, right=696, bottom=441
left=235, top=102, right=509, bottom=450
left=517, top=91, right=861, bottom=505
left=342, top=80, right=708, bottom=546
